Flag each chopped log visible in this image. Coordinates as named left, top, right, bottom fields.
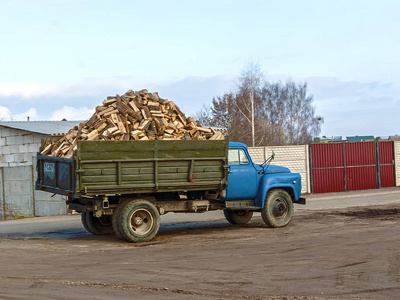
left=195, top=127, right=212, bottom=133
left=138, top=119, right=151, bottom=130
left=149, top=92, right=159, bottom=102
left=103, top=109, right=119, bottom=117
left=40, top=144, right=53, bottom=155
left=98, top=106, right=115, bottom=117
left=103, top=98, right=117, bottom=106
left=87, top=130, right=99, bottom=140
left=160, top=118, right=169, bottom=127
left=40, top=88, right=224, bottom=158
left=151, top=112, right=165, bottom=118
left=116, top=100, right=131, bottom=115
left=210, top=132, right=224, bottom=140
left=143, top=106, right=152, bottom=119
left=128, top=101, right=140, bottom=112
left=147, top=101, right=159, bottom=107
left=96, top=106, right=107, bottom=112
left=117, top=121, right=127, bottom=135
left=96, top=122, right=108, bottom=133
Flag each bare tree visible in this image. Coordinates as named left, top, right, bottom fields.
left=194, top=104, right=212, bottom=128
left=236, top=61, right=263, bottom=147
left=260, top=80, right=323, bottom=145
left=196, top=63, right=323, bottom=146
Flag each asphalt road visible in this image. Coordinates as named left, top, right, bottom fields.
left=0, top=187, right=399, bottom=300
left=0, top=187, right=399, bottom=239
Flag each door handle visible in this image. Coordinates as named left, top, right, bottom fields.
left=228, top=170, right=233, bottom=174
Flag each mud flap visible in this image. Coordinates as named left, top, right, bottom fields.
left=294, top=197, right=306, bottom=205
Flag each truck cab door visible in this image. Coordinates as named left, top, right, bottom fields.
left=226, top=148, right=257, bottom=200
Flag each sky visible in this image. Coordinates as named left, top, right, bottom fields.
left=0, top=0, right=399, bottom=138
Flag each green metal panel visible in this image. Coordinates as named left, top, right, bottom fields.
left=75, top=140, right=228, bottom=196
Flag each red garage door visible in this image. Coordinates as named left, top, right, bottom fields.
left=345, top=142, right=376, bottom=191
left=311, top=141, right=395, bottom=193
left=379, top=141, right=395, bottom=188
left=311, top=143, right=345, bottom=193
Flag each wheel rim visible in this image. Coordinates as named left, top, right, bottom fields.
left=98, top=215, right=112, bottom=227
left=129, top=208, right=154, bottom=236
left=272, top=197, right=289, bottom=218
left=236, top=210, right=247, bottom=217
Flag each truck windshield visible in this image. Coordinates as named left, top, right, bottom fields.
left=228, top=149, right=249, bottom=165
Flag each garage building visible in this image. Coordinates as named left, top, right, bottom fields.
left=0, top=121, right=80, bottom=220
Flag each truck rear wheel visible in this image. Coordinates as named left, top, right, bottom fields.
left=117, top=199, right=160, bottom=243
left=82, top=211, right=114, bottom=235
left=261, top=189, right=293, bottom=228
left=112, top=200, right=127, bottom=240
left=81, top=212, right=92, bottom=233
left=224, top=209, right=253, bottom=224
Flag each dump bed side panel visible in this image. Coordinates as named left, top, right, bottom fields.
left=76, top=140, right=228, bottom=196
left=36, top=155, right=75, bottom=196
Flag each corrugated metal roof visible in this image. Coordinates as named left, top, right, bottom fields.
left=0, top=121, right=82, bottom=135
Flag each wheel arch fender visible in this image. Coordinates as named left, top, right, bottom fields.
left=255, top=174, right=299, bottom=208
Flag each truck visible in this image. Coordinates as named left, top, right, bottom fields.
left=36, top=139, right=305, bottom=242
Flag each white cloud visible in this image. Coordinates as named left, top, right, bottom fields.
left=14, top=108, right=39, bottom=121
left=49, top=106, right=95, bottom=121
left=0, top=106, right=39, bottom=121
left=0, top=106, right=13, bottom=121
left=0, top=78, right=142, bottom=99
left=0, top=83, right=60, bottom=98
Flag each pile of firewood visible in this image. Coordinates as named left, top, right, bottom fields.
left=40, top=89, right=224, bottom=158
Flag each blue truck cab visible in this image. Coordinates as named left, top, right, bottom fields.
left=223, top=142, right=305, bottom=227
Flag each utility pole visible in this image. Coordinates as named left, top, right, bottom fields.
left=250, top=85, right=255, bottom=147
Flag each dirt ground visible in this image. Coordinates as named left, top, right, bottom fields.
left=1, top=201, right=400, bottom=299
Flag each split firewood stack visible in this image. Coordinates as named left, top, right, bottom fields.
left=40, top=89, right=225, bottom=158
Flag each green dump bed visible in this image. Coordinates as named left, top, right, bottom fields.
left=36, top=140, right=229, bottom=198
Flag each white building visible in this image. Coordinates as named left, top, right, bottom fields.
left=0, top=121, right=81, bottom=220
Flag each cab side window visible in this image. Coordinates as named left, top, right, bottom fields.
left=228, top=149, right=249, bottom=166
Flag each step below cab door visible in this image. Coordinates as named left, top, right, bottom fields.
left=226, top=148, right=257, bottom=200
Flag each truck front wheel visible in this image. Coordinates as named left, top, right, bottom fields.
left=81, top=211, right=114, bottom=235
left=224, top=209, right=253, bottom=225
left=261, top=189, right=293, bottom=228
left=117, top=199, right=160, bottom=243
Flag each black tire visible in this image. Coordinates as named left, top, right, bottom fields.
left=261, top=189, right=293, bottom=228
left=81, top=211, right=91, bottom=233
left=117, top=199, right=160, bottom=243
left=83, top=211, right=114, bottom=235
left=112, top=201, right=126, bottom=240
left=224, top=209, right=253, bottom=225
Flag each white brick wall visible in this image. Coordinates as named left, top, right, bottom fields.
left=23, top=134, right=34, bottom=144
left=395, top=141, right=400, bottom=187
left=248, top=145, right=310, bottom=194
left=0, top=127, right=47, bottom=167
